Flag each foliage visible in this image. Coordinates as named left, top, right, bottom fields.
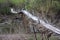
left=0, top=0, right=60, bottom=34
left=0, top=0, right=8, bottom=3
left=0, top=7, right=9, bottom=15
left=10, top=0, right=25, bottom=7
left=0, top=0, right=60, bottom=13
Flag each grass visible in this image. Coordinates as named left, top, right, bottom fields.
left=10, top=0, right=25, bottom=6
left=0, top=0, right=25, bottom=5
left=28, top=33, right=59, bottom=40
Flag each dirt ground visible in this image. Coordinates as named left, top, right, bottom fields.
left=0, top=34, right=33, bottom=40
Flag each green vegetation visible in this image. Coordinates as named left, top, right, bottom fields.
left=28, top=34, right=58, bottom=40
left=0, top=0, right=60, bottom=34
left=0, top=0, right=60, bottom=12
left=0, top=0, right=7, bottom=3
left=0, top=0, right=60, bottom=18
left=0, top=0, right=60, bottom=40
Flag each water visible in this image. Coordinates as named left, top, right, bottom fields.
left=11, top=8, right=60, bottom=34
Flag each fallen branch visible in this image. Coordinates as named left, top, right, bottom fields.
left=10, top=8, right=60, bottom=34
